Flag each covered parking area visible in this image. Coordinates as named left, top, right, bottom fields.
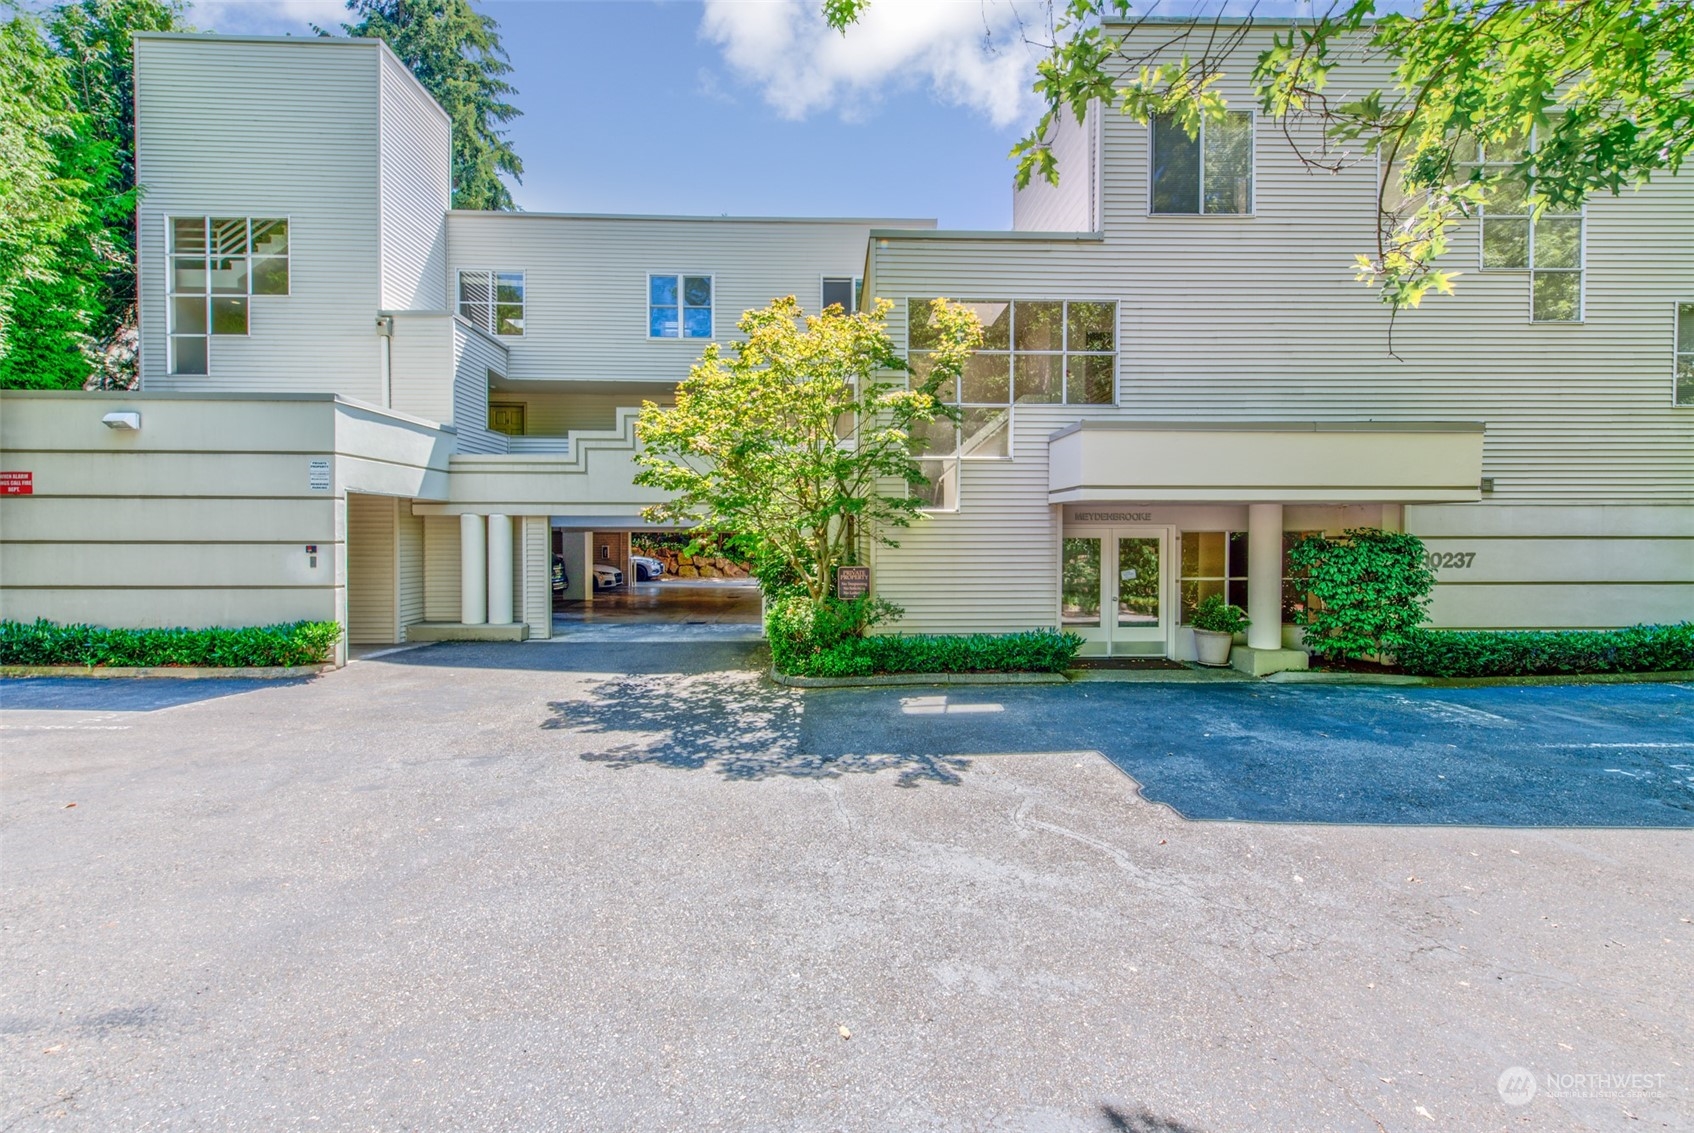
left=549, top=514, right=761, bottom=632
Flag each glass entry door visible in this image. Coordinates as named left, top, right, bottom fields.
left=1061, top=527, right=1171, bottom=656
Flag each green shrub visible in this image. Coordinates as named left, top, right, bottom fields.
left=766, top=593, right=1082, bottom=677
left=1393, top=623, right=1694, bottom=677
left=1288, top=528, right=1435, bottom=660
left=1189, top=594, right=1250, bottom=635
left=0, top=619, right=342, bottom=668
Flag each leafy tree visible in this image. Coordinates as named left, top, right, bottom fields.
left=335, top=0, right=523, bottom=210
left=50, top=0, right=186, bottom=384
left=826, top=0, right=1694, bottom=312
left=0, top=8, right=99, bottom=387
left=1287, top=528, right=1436, bottom=660
left=634, top=296, right=982, bottom=606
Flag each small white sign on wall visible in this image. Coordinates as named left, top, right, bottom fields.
left=308, top=459, right=331, bottom=492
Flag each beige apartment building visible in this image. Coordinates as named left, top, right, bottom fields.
left=1, top=24, right=1689, bottom=669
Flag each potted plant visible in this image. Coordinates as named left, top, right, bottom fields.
left=1189, top=594, right=1250, bottom=666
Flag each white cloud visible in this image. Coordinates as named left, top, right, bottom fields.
left=700, top=0, right=1048, bottom=128
left=190, top=0, right=351, bottom=36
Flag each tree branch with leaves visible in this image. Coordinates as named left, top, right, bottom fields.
left=634, top=296, right=982, bottom=605
left=827, top=0, right=1693, bottom=313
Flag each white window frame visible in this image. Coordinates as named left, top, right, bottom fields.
left=913, top=457, right=960, bottom=513
left=1676, top=301, right=1694, bottom=407
left=456, top=268, right=526, bottom=338
left=1464, top=135, right=1586, bottom=323
left=1146, top=111, right=1256, bottom=218
left=647, top=273, right=715, bottom=341
left=820, top=275, right=864, bottom=314
left=164, top=215, right=291, bottom=376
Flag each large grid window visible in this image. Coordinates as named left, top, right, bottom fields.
left=458, top=270, right=525, bottom=336
left=167, top=217, right=288, bottom=375
left=1461, top=135, right=1584, bottom=322
left=1151, top=112, right=1253, bottom=215
left=907, top=298, right=1116, bottom=462
left=649, top=274, right=713, bottom=339
left=1677, top=303, right=1694, bottom=406
left=1177, top=530, right=1316, bottom=624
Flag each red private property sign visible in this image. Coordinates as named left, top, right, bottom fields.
left=0, top=471, right=31, bottom=496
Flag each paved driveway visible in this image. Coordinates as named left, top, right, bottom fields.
left=2, top=642, right=1690, bottom=1131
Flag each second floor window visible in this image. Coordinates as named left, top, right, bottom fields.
left=1151, top=112, right=1253, bottom=215
left=167, top=216, right=289, bottom=376
left=1462, top=135, right=1584, bottom=322
left=1677, top=303, right=1693, bottom=406
left=822, top=276, right=863, bottom=314
left=458, top=270, right=524, bottom=336
left=650, top=274, right=713, bottom=338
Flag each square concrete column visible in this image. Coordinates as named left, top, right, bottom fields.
left=1247, top=502, right=1284, bottom=651
left=486, top=514, right=513, bottom=625
left=460, top=513, right=487, bottom=625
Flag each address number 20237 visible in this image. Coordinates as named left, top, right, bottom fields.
left=1425, top=551, right=1475, bottom=570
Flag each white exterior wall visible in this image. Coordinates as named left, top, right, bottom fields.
left=452, top=320, right=511, bottom=453
left=444, top=214, right=932, bottom=384
left=379, top=49, right=452, bottom=312
left=866, top=23, right=1694, bottom=634
left=347, top=492, right=398, bottom=644
left=388, top=313, right=455, bottom=425
left=0, top=393, right=450, bottom=635
left=1012, top=102, right=1101, bottom=233
left=134, top=36, right=386, bottom=400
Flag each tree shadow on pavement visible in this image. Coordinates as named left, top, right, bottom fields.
left=1100, top=1106, right=1205, bottom=1132
left=541, top=670, right=972, bottom=788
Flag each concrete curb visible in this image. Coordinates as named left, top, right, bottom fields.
left=1, top=663, right=336, bottom=680
left=1266, top=668, right=1694, bottom=688
left=769, top=669, right=1068, bottom=689
left=1068, top=667, right=1254, bottom=683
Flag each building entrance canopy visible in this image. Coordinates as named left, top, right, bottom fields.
left=1048, top=421, right=1486, bottom=504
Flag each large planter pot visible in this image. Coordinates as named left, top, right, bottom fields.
left=1193, top=629, right=1235, bottom=667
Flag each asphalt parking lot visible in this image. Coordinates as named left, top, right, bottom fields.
left=2, top=640, right=1690, bottom=1131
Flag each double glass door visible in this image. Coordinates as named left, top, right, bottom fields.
left=1060, top=527, right=1171, bottom=656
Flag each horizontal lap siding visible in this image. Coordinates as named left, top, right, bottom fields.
left=135, top=38, right=382, bottom=399
left=870, top=26, right=1692, bottom=634
left=445, top=215, right=922, bottom=384
left=347, top=492, right=397, bottom=644
left=422, top=514, right=461, bottom=621
left=452, top=322, right=509, bottom=453
left=397, top=503, right=425, bottom=638
left=379, top=51, right=451, bottom=312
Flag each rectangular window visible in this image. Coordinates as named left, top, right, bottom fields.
left=649, top=274, right=713, bottom=338
left=906, top=298, right=1117, bottom=479
left=166, top=216, right=288, bottom=375
left=1179, top=531, right=1248, bottom=623
left=822, top=276, right=863, bottom=314
left=1150, top=112, right=1253, bottom=215
left=1462, top=134, right=1583, bottom=322
left=1677, top=303, right=1694, bottom=406
left=457, top=269, right=525, bottom=336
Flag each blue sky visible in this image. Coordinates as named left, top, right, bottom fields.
left=184, top=0, right=1330, bottom=228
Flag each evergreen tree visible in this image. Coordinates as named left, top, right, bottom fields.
left=336, top=0, right=523, bottom=211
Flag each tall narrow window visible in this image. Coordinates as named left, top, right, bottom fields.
left=167, top=216, right=289, bottom=376
left=1677, top=303, right=1694, bottom=406
left=1150, top=112, right=1253, bottom=215
left=457, top=270, right=524, bottom=336
left=822, top=276, right=863, bottom=314
left=1462, top=134, right=1584, bottom=322
left=649, top=274, right=713, bottom=338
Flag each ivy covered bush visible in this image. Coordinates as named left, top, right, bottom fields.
left=1287, top=529, right=1436, bottom=660
left=0, top=619, right=342, bottom=668
left=1393, top=623, right=1694, bottom=678
left=765, top=594, right=1081, bottom=678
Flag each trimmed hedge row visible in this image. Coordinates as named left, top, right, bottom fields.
left=791, top=629, right=1085, bottom=679
left=1393, top=622, right=1694, bottom=678
left=0, top=619, right=342, bottom=668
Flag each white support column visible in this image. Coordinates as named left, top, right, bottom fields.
left=486, top=514, right=513, bottom=625
left=1247, top=503, right=1284, bottom=651
left=460, top=513, right=487, bottom=625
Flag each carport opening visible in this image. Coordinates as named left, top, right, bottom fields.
left=551, top=523, right=761, bottom=628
